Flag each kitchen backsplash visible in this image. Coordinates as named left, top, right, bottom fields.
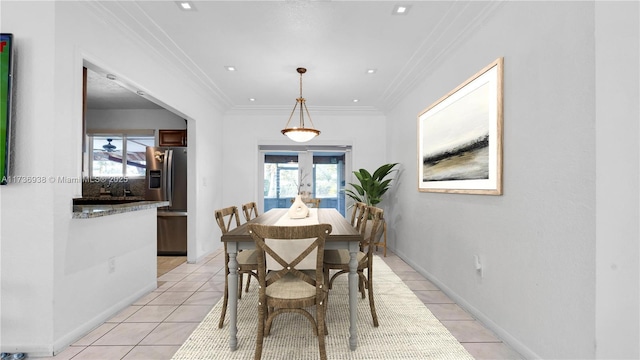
left=82, top=178, right=146, bottom=198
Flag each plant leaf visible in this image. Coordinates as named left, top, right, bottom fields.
left=347, top=163, right=399, bottom=208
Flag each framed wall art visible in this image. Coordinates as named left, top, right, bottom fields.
left=1, top=33, right=14, bottom=185
left=417, top=57, right=503, bottom=195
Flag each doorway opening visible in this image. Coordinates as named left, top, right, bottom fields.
left=83, top=61, right=194, bottom=261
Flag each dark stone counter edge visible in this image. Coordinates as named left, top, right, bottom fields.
left=72, top=201, right=170, bottom=219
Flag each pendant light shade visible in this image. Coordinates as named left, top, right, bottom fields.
left=281, top=67, right=320, bottom=142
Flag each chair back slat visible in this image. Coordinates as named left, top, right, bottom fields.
left=249, top=224, right=332, bottom=287
left=242, top=201, right=259, bottom=222
left=215, top=206, right=241, bottom=234
left=350, top=202, right=368, bottom=231
left=361, top=206, right=384, bottom=259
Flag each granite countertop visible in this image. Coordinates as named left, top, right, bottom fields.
left=74, top=196, right=146, bottom=202
left=72, top=198, right=169, bottom=219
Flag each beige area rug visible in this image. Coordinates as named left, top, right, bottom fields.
left=173, top=256, right=473, bottom=360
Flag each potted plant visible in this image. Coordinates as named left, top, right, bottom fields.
left=345, top=163, right=399, bottom=257
left=346, top=163, right=399, bottom=207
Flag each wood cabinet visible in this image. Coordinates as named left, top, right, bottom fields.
left=159, top=129, right=187, bottom=146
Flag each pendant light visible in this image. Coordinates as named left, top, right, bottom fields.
left=281, top=67, right=320, bottom=142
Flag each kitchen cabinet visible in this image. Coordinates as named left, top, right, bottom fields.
left=159, top=129, right=187, bottom=146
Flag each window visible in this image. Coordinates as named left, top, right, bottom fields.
left=89, top=133, right=154, bottom=178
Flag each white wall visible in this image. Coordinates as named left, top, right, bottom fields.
left=57, top=210, right=158, bottom=351
left=0, top=2, right=56, bottom=353
left=221, top=111, right=387, bottom=215
left=0, top=1, right=224, bottom=354
left=594, top=2, right=640, bottom=358
left=386, top=2, right=638, bottom=359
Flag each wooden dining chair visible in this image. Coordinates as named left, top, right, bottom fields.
left=248, top=223, right=332, bottom=360
left=290, top=197, right=321, bottom=208
left=349, top=201, right=367, bottom=230
left=215, top=206, right=258, bottom=328
left=242, top=201, right=259, bottom=222
left=324, top=206, right=383, bottom=327
left=350, top=202, right=386, bottom=257
left=373, top=221, right=388, bottom=257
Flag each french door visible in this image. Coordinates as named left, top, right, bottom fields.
left=260, top=146, right=350, bottom=216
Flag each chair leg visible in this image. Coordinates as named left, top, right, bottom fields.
left=323, top=269, right=331, bottom=308
left=317, top=303, right=328, bottom=360
left=218, top=275, right=229, bottom=328
left=321, top=291, right=329, bottom=335
left=383, top=222, right=387, bottom=257
left=238, top=272, right=244, bottom=299
left=374, top=222, right=388, bottom=257
left=254, top=299, right=266, bottom=360
left=367, top=267, right=379, bottom=327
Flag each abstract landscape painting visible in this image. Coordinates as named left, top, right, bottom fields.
left=418, top=58, right=503, bottom=195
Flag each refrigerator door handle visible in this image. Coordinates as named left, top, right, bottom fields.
left=157, top=211, right=188, bottom=217
left=164, top=149, right=174, bottom=207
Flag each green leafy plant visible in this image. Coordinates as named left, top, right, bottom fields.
left=346, top=163, right=399, bottom=206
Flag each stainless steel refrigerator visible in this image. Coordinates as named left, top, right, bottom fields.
left=145, top=146, right=188, bottom=255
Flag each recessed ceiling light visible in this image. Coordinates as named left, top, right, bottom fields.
left=225, top=66, right=237, bottom=72
left=392, top=5, right=411, bottom=15
left=366, top=69, right=377, bottom=74
left=352, top=99, right=360, bottom=103
left=176, top=1, right=195, bottom=11
left=249, top=98, right=256, bottom=102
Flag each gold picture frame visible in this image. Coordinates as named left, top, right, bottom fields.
left=417, top=57, right=503, bottom=195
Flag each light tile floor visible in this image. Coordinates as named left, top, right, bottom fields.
left=41, top=249, right=523, bottom=360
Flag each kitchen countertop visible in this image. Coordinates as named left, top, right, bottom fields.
left=72, top=198, right=169, bottom=219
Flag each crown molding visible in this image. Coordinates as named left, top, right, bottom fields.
left=224, top=105, right=384, bottom=117
left=81, top=1, right=233, bottom=111
left=379, top=1, right=505, bottom=112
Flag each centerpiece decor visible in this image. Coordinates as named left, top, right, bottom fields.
left=288, top=194, right=309, bottom=219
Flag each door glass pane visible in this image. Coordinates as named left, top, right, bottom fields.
left=278, top=165, right=299, bottom=198
left=315, top=164, right=337, bottom=198
left=264, top=154, right=298, bottom=212
left=312, top=153, right=346, bottom=215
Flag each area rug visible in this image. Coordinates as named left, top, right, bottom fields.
left=172, top=256, right=473, bottom=360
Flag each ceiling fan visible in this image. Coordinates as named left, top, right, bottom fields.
left=102, top=138, right=116, bottom=152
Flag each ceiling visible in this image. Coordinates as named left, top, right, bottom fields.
left=85, top=1, right=502, bottom=114
left=86, top=68, right=163, bottom=109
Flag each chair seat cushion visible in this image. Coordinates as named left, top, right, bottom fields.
left=237, top=249, right=258, bottom=265
left=266, top=271, right=317, bottom=299
left=323, top=249, right=365, bottom=266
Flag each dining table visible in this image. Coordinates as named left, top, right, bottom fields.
left=221, top=207, right=363, bottom=351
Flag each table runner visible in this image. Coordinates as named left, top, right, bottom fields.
left=265, top=208, right=319, bottom=270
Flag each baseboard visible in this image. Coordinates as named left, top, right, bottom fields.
left=391, top=248, right=540, bottom=360
left=39, top=281, right=158, bottom=357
